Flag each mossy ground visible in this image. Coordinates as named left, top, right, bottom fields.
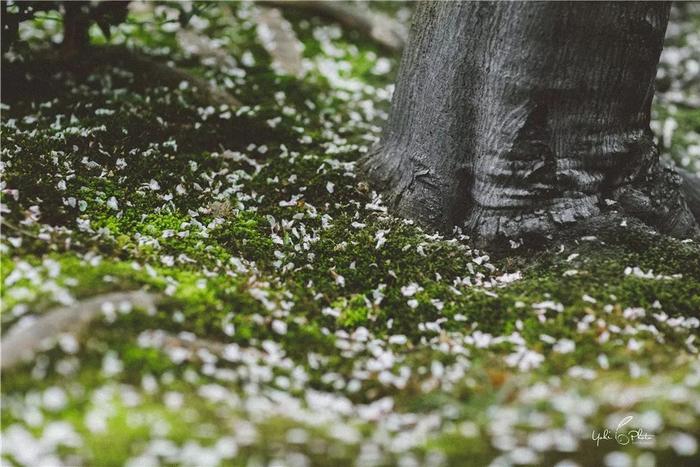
left=2, top=2, right=700, bottom=467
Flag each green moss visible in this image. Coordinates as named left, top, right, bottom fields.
left=3, top=3, right=700, bottom=465
left=336, top=295, right=370, bottom=327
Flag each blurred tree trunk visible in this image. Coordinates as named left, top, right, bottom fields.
left=362, top=1, right=699, bottom=245
left=62, top=2, right=91, bottom=55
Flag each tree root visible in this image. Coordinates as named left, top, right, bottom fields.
left=613, top=164, right=699, bottom=238
left=1, top=291, right=160, bottom=370
left=136, top=329, right=275, bottom=365
left=253, top=6, right=305, bottom=78
left=176, top=29, right=240, bottom=70
left=4, top=45, right=242, bottom=109
left=94, top=46, right=242, bottom=109
left=679, top=167, right=700, bottom=222
left=475, top=164, right=700, bottom=251
left=262, top=0, right=407, bottom=54
left=137, top=329, right=228, bottom=358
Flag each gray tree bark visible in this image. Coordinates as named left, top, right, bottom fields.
left=361, top=1, right=700, bottom=245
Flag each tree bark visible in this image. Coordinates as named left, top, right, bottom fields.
left=62, top=2, right=91, bottom=56
left=361, top=1, right=699, bottom=245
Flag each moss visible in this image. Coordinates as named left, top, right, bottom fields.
left=211, top=210, right=275, bottom=263
left=3, top=3, right=700, bottom=465
left=334, top=295, right=368, bottom=327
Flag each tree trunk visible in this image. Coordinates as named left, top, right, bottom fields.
left=362, top=1, right=699, bottom=246
left=62, top=2, right=91, bottom=56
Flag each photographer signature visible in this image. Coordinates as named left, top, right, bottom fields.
left=592, top=416, right=655, bottom=446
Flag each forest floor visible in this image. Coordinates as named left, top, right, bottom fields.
left=1, top=3, right=700, bottom=466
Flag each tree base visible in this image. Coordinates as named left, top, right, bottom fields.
left=361, top=150, right=700, bottom=251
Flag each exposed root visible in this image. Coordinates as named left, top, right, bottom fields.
left=614, top=164, right=699, bottom=238
left=137, top=329, right=228, bottom=359
left=262, top=0, right=407, bottom=54
left=253, top=6, right=305, bottom=78
left=468, top=166, right=700, bottom=251
left=176, top=30, right=240, bottom=70
left=679, top=167, right=700, bottom=222
left=5, top=45, right=242, bottom=109
left=136, top=330, right=276, bottom=365
left=1, top=291, right=160, bottom=370
left=96, top=46, right=243, bottom=110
